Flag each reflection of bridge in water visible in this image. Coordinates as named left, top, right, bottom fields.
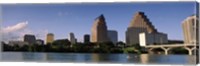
left=142, top=44, right=199, bottom=55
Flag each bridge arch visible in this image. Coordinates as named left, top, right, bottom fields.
left=143, top=44, right=198, bottom=55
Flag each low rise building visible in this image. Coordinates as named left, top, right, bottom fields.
left=8, top=41, right=29, bottom=47
left=36, top=39, right=44, bottom=45
left=139, top=32, right=168, bottom=46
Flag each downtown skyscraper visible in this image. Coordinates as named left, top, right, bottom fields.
left=126, top=12, right=168, bottom=45
left=91, top=14, right=109, bottom=43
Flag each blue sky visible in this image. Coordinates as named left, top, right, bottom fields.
left=2, top=2, right=197, bottom=42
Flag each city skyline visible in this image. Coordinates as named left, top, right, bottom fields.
left=1, top=2, right=197, bottom=42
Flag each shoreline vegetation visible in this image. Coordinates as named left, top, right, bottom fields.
left=1, top=39, right=188, bottom=54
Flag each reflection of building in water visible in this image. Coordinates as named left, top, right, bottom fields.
left=187, top=55, right=196, bottom=64
left=92, top=54, right=100, bottom=62
left=2, top=52, right=23, bottom=61
left=39, top=53, right=47, bottom=61
left=140, top=54, right=149, bottom=64
left=22, top=53, right=47, bottom=61
left=22, top=53, right=36, bottom=60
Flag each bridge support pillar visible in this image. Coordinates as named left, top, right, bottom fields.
left=185, top=46, right=196, bottom=55
left=161, top=47, right=171, bottom=55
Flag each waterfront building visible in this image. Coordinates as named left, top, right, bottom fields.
left=108, top=30, right=118, bottom=44
left=139, top=32, right=168, bottom=46
left=182, top=15, right=199, bottom=44
left=36, top=39, right=44, bottom=45
left=24, top=34, right=36, bottom=44
left=126, top=11, right=168, bottom=46
left=46, top=33, right=54, bottom=44
left=8, top=41, right=28, bottom=47
left=69, top=32, right=76, bottom=44
left=91, top=14, right=109, bottom=43
left=84, top=34, right=90, bottom=43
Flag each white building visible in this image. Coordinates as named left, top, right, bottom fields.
left=182, top=15, right=199, bottom=44
left=139, top=32, right=168, bottom=46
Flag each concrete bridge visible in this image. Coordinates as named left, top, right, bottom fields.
left=142, top=44, right=199, bottom=55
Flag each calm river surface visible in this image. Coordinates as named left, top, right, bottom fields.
left=0, top=52, right=197, bottom=64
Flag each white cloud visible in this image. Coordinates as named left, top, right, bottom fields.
left=1, top=21, right=48, bottom=43
left=2, top=21, right=28, bottom=33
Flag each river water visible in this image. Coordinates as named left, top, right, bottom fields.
left=0, top=52, right=197, bottom=64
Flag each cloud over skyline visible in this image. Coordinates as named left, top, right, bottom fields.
left=2, top=3, right=195, bottom=43
left=1, top=21, right=48, bottom=43
left=2, top=21, right=28, bottom=33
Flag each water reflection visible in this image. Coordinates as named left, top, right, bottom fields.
left=74, top=53, right=91, bottom=62
left=140, top=54, right=149, bottom=64
left=0, top=52, right=197, bottom=64
left=92, top=54, right=100, bottom=62
left=127, top=54, right=140, bottom=63
left=22, top=52, right=46, bottom=61
left=46, top=53, right=77, bottom=62
left=187, top=55, right=196, bottom=64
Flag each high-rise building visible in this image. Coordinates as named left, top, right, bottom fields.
left=108, top=30, right=118, bottom=44
left=24, top=34, right=36, bottom=44
left=91, top=14, right=109, bottom=43
left=84, top=34, right=90, bottom=43
left=182, top=15, right=199, bottom=44
left=126, top=12, right=168, bottom=45
left=69, top=32, right=76, bottom=44
left=46, top=33, right=54, bottom=44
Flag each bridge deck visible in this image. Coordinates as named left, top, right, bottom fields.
left=144, top=44, right=199, bottom=48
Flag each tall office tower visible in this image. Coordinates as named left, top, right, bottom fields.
left=24, top=34, right=36, bottom=44
left=69, top=32, right=76, bottom=44
left=182, top=15, right=199, bottom=44
left=108, top=30, right=118, bottom=44
left=91, top=14, right=109, bottom=43
left=46, top=33, right=54, bottom=44
left=84, top=34, right=90, bottom=43
left=126, top=11, right=168, bottom=45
